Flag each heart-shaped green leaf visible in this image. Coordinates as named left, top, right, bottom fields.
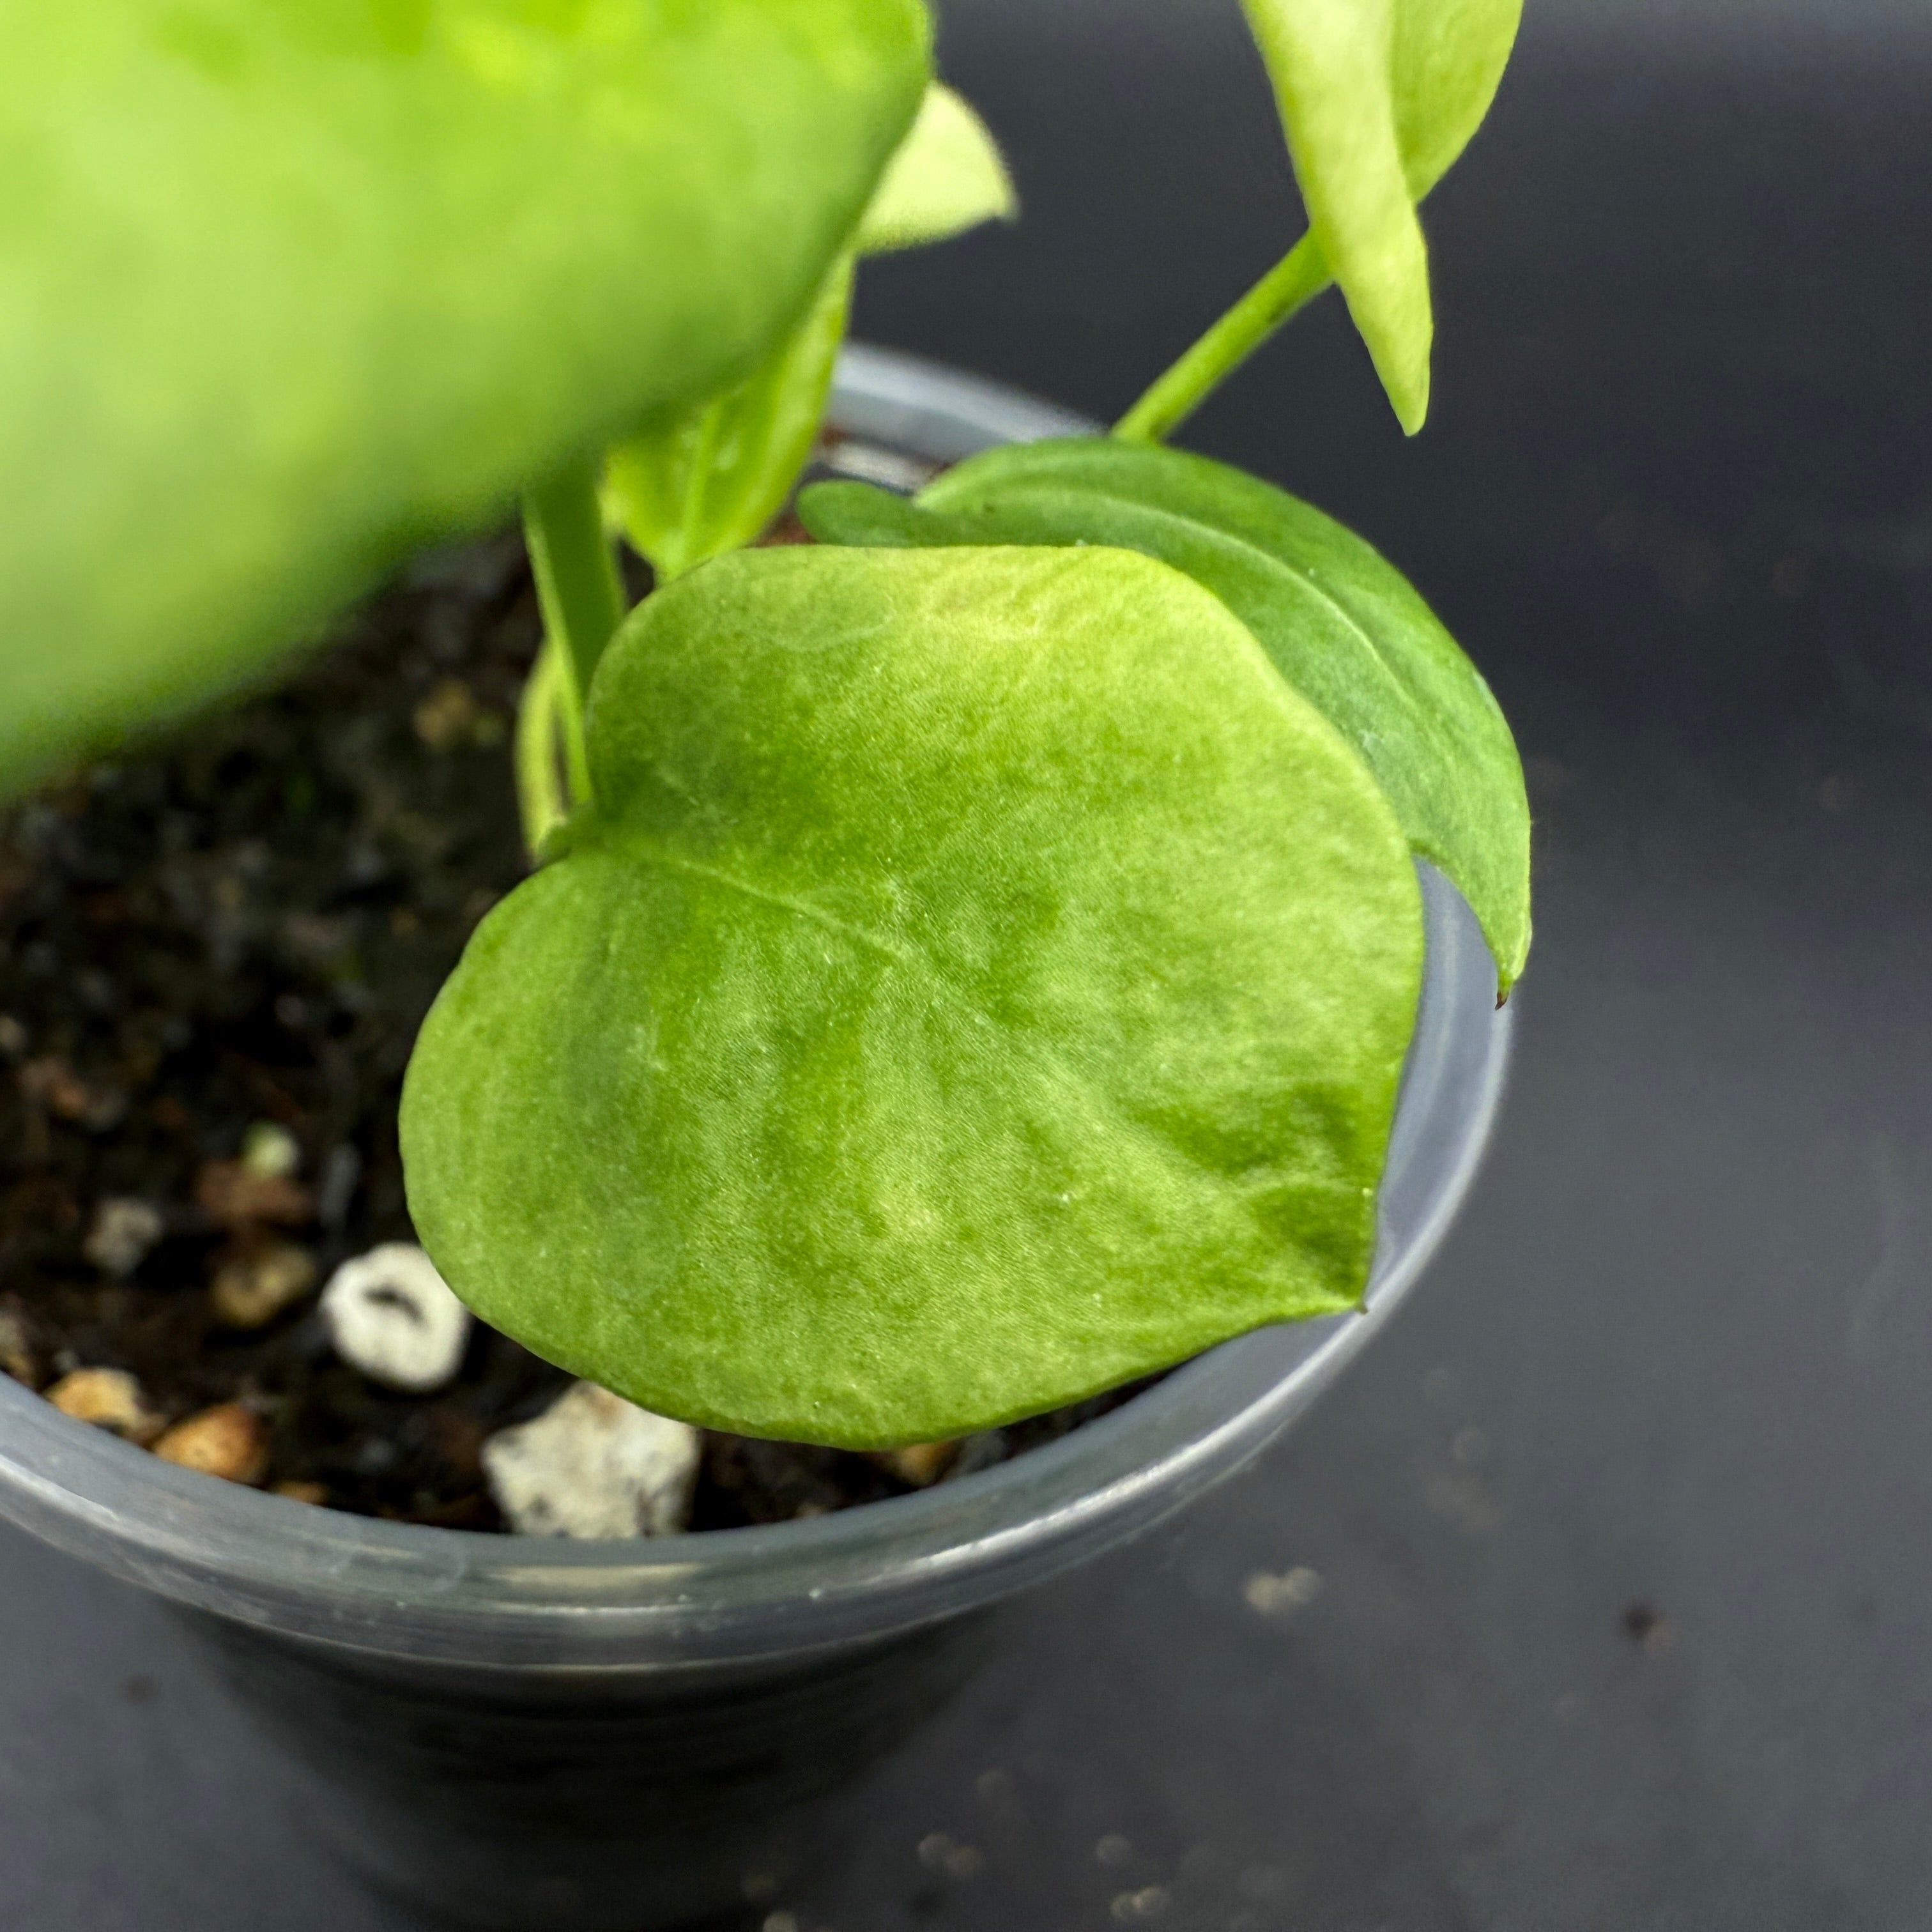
left=801, top=438, right=1529, bottom=991
left=1240, top=0, right=1521, bottom=431
left=401, top=545, right=1423, bottom=1446
left=0, top=0, right=929, bottom=796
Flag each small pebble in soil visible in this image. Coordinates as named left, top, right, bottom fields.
left=272, top=1480, right=331, bottom=1507
left=482, top=1380, right=701, bottom=1538
left=239, top=1120, right=301, bottom=1180
left=152, top=1402, right=270, bottom=1485
left=869, top=1440, right=960, bottom=1487
left=0, top=1298, right=37, bottom=1385
left=412, top=677, right=482, bottom=752
left=321, top=1241, right=471, bottom=1392
left=211, top=1239, right=319, bottom=1330
left=195, top=1156, right=313, bottom=1230
left=19, top=1055, right=127, bottom=1132
left=82, top=1197, right=167, bottom=1277
left=45, top=1367, right=164, bottom=1443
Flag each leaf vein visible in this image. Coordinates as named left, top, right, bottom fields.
left=622, top=836, right=944, bottom=982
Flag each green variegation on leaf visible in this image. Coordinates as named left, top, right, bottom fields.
left=1238, top=0, right=1522, bottom=433
left=401, top=546, right=1423, bottom=1446
left=604, top=82, right=1012, bottom=587
left=0, top=0, right=929, bottom=797
left=801, top=438, right=1529, bottom=990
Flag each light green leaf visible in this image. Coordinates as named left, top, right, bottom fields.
left=0, top=0, right=930, bottom=795
left=801, top=438, right=1529, bottom=990
left=857, top=82, right=1016, bottom=256
left=605, top=255, right=855, bottom=583
left=605, top=81, right=1010, bottom=585
left=401, top=546, right=1423, bottom=1447
left=1239, top=0, right=1521, bottom=431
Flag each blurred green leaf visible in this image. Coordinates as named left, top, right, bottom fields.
left=1239, top=0, right=1521, bottom=431
left=605, top=256, right=854, bottom=583
left=857, top=82, right=1016, bottom=254
left=0, top=0, right=929, bottom=794
left=402, top=545, right=1423, bottom=1446
left=610, top=79, right=1012, bottom=579
left=606, top=80, right=1011, bottom=583
left=802, top=438, right=1529, bottom=989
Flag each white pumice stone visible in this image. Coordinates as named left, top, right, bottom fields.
left=483, top=1381, right=701, bottom=1539
left=320, top=1243, right=471, bottom=1393
left=84, top=1197, right=165, bottom=1277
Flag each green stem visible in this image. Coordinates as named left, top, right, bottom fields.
left=1114, top=233, right=1333, bottom=444
left=523, top=459, right=627, bottom=706
left=518, top=458, right=624, bottom=857
left=512, top=636, right=590, bottom=858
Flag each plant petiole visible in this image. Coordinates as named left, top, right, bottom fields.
left=518, top=459, right=627, bottom=850
left=512, top=636, right=592, bottom=857
left=523, top=458, right=628, bottom=711
left=1114, top=233, right=1331, bottom=445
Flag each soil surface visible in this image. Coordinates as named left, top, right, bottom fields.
left=0, top=502, right=1142, bottom=1533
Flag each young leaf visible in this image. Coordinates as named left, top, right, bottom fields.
left=401, top=546, right=1423, bottom=1448
left=0, top=0, right=929, bottom=797
left=605, top=81, right=1011, bottom=582
left=856, top=83, right=1016, bottom=255
left=801, top=438, right=1529, bottom=991
left=1239, top=0, right=1521, bottom=432
left=605, top=257, right=855, bottom=583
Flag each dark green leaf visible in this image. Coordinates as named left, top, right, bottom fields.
left=401, top=545, right=1423, bottom=1446
left=801, top=437, right=1529, bottom=990
left=0, top=0, right=929, bottom=794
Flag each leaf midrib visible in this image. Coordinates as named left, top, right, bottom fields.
left=610, top=830, right=1340, bottom=1213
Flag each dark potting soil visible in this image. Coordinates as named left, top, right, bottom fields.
left=0, top=511, right=1146, bottom=1534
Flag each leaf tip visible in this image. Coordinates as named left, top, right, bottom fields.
left=857, top=82, right=1016, bottom=255
left=1385, top=344, right=1431, bottom=436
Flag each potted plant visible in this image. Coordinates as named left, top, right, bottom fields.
left=0, top=2, right=1526, bottom=1927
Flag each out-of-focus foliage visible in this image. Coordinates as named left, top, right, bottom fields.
left=0, top=0, right=929, bottom=793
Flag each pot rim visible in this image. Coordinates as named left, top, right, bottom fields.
left=0, top=346, right=1513, bottom=1670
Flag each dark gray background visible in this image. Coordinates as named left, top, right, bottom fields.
left=7, top=3, right=1932, bottom=1927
